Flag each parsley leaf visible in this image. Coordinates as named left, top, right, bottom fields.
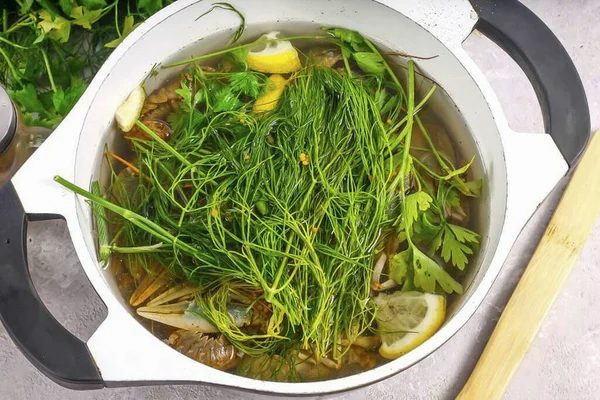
left=10, top=84, right=45, bottom=114
left=18, top=0, right=35, bottom=14
left=404, top=191, right=432, bottom=230
left=389, top=249, right=410, bottom=284
left=440, top=224, right=479, bottom=271
left=37, top=10, right=71, bottom=42
left=105, top=16, right=140, bottom=48
left=412, top=247, right=463, bottom=294
left=464, top=179, right=483, bottom=196
left=229, top=72, right=262, bottom=98
left=70, top=6, right=103, bottom=30
left=80, top=0, right=107, bottom=10
left=35, top=0, right=61, bottom=18
left=57, top=0, right=72, bottom=15
left=440, top=226, right=472, bottom=271
left=323, top=27, right=364, bottom=46
left=138, top=0, right=164, bottom=15
left=353, top=52, right=385, bottom=76
left=56, top=81, right=86, bottom=115
left=448, top=223, right=479, bottom=244
left=213, top=86, right=241, bottom=112
left=231, top=47, right=249, bottom=65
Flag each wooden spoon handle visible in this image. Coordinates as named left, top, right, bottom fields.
left=457, top=131, right=600, bottom=400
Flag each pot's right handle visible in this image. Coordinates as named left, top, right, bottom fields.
left=469, top=0, right=591, bottom=165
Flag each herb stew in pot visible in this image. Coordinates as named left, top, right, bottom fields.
left=56, top=21, right=484, bottom=383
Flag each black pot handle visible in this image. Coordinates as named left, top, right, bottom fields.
left=469, top=0, right=590, bottom=166
left=0, top=181, right=103, bottom=390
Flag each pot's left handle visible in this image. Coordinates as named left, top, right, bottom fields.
left=0, top=181, right=104, bottom=390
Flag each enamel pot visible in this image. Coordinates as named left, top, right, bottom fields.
left=0, top=0, right=590, bottom=397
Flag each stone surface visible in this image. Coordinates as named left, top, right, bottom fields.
left=1, top=0, right=599, bottom=399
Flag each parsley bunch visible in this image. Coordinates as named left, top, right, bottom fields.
left=0, top=0, right=174, bottom=129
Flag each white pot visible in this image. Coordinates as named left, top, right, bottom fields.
left=0, top=0, right=589, bottom=397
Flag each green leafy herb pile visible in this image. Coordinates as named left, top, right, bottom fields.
left=55, top=25, right=482, bottom=380
left=0, top=0, right=174, bottom=129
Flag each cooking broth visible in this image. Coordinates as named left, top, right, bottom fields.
left=95, top=28, right=484, bottom=382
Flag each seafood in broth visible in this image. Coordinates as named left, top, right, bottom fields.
left=57, top=22, right=483, bottom=382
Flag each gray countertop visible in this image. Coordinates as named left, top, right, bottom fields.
left=1, top=1, right=599, bottom=399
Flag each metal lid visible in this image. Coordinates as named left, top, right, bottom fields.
left=0, top=86, right=17, bottom=154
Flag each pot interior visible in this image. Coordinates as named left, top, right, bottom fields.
left=71, top=0, right=506, bottom=390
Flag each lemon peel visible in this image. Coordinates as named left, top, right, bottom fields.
left=374, top=291, right=446, bottom=359
left=246, top=31, right=301, bottom=74
left=115, top=86, right=146, bottom=132
left=253, top=74, right=288, bottom=113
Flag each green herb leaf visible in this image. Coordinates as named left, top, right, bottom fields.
left=413, top=209, right=442, bottom=244
left=229, top=72, right=261, bottom=98
left=353, top=52, right=385, bottom=76
left=404, top=191, right=432, bottom=230
left=441, top=156, right=474, bottom=181
left=80, top=0, right=108, bottom=10
left=440, top=226, right=471, bottom=271
left=339, top=43, right=352, bottom=60
left=389, top=249, right=410, bottom=284
left=18, top=0, right=35, bottom=15
left=138, top=0, right=163, bottom=15
left=448, top=223, right=479, bottom=244
left=35, top=0, right=61, bottom=18
left=323, top=27, right=364, bottom=46
left=175, top=80, right=193, bottom=108
left=70, top=6, right=103, bottom=30
left=105, top=15, right=139, bottom=48
left=58, top=0, right=73, bottom=15
left=58, top=81, right=86, bottom=115
left=464, top=179, right=483, bottom=196
left=10, top=84, right=45, bottom=114
left=440, top=224, right=479, bottom=271
left=51, top=87, right=65, bottom=111
left=213, top=86, right=241, bottom=112
left=33, top=34, right=46, bottom=44
left=412, top=247, right=463, bottom=294
left=37, top=10, right=71, bottom=42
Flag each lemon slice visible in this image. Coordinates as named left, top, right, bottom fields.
left=115, top=86, right=146, bottom=132
left=246, top=31, right=302, bottom=74
left=253, top=74, right=288, bottom=113
left=374, top=291, right=446, bottom=359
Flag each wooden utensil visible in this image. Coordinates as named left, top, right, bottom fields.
left=457, top=130, right=600, bottom=400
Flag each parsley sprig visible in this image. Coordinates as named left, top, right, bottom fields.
left=1, top=0, right=175, bottom=129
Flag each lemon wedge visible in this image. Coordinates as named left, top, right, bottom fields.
left=246, top=31, right=302, bottom=74
left=374, top=291, right=446, bottom=359
left=253, top=74, right=288, bottom=113
left=115, top=86, right=146, bottom=132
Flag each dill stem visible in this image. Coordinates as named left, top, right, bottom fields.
left=107, top=244, right=164, bottom=253
left=135, top=121, right=192, bottom=167
left=91, top=181, right=110, bottom=268
left=163, top=35, right=330, bottom=68
left=54, top=176, right=198, bottom=255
